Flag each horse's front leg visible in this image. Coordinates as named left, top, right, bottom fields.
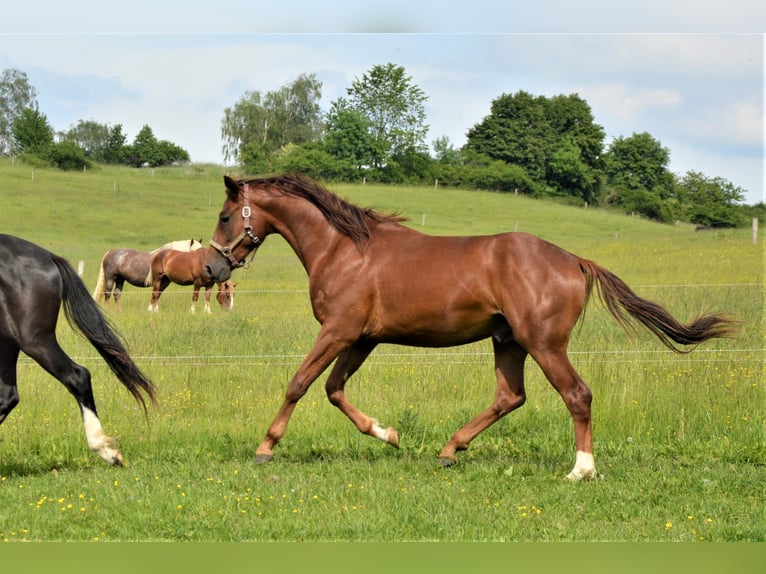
left=255, top=329, right=351, bottom=464
left=202, top=285, right=213, bottom=314
left=325, top=341, right=399, bottom=449
left=190, top=285, right=201, bottom=314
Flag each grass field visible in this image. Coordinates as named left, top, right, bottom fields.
left=0, top=160, right=763, bottom=541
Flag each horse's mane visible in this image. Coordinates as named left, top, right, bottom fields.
left=241, top=174, right=406, bottom=248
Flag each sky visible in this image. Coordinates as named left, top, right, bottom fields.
left=1, top=1, right=763, bottom=204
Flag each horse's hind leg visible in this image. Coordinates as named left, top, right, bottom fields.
left=23, top=333, right=123, bottom=465
left=530, top=348, right=595, bottom=480
left=113, top=277, right=125, bottom=306
left=0, top=342, right=21, bottom=425
left=438, top=339, right=527, bottom=466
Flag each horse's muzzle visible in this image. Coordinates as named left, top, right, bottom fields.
left=204, top=252, right=233, bottom=283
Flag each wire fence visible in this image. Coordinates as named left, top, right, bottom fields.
left=18, top=347, right=764, bottom=368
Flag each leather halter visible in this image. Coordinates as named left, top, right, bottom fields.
left=209, top=187, right=261, bottom=268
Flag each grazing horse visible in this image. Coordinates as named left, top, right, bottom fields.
left=204, top=174, right=737, bottom=480
left=148, top=247, right=235, bottom=313
left=0, top=234, right=157, bottom=466
left=92, top=239, right=203, bottom=305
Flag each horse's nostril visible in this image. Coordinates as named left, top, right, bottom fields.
left=204, top=265, right=213, bottom=278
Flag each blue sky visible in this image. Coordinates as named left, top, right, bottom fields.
left=1, top=2, right=763, bottom=204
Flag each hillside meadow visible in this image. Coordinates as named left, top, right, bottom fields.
left=0, top=159, right=762, bottom=543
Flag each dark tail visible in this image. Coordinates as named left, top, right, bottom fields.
left=578, top=258, right=739, bottom=353
left=53, top=255, right=157, bottom=411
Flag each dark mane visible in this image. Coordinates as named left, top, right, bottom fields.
left=241, top=174, right=406, bottom=248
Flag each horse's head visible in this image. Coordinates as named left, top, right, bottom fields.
left=206, top=176, right=269, bottom=282
left=216, top=280, right=236, bottom=311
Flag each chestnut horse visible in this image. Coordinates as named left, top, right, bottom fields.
left=148, top=247, right=235, bottom=313
left=93, top=239, right=203, bottom=305
left=204, top=174, right=736, bottom=480
left=0, top=234, right=156, bottom=465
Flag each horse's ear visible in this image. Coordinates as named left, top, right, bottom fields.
left=224, top=175, right=241, bottom=200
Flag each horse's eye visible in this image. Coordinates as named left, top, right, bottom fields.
left=220, top=214, right=230, bottom=224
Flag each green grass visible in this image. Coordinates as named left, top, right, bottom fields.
left=0, top=159, right=763, bottom=541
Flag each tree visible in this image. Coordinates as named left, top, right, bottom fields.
left=464, top=91, right=605, bottom=200
left=124, top=125, right=189, bottom=167
left=63, top=120, right=112, bottom=162
left=11, top=107, right=53, bottom=156
left=221, top=73, right=323, bottom=166
left=675, top=171, right=745, bottom=228
left=103, top=124, right=128, bottom=164
left=338, top=63, right=428, bottom=168
left=432, top=136, right=461, bottom=165
left=603, top=132, right=674, bottom=195
left=323, top=101, right=376, bottom=171
left=602, top=132, right=676, bottom=221
left=0, top=68, right=38, bottom=155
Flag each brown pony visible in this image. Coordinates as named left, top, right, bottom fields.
left=204, top=174, right=737, bottom=480
left=93, top=239, right=203, bottom=305
left=148, top=247, right=235, bottom=313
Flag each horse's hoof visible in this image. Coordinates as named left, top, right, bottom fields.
left=254, top=453, right=273, bottom=465
left=438, top=457, right=457, bottom=468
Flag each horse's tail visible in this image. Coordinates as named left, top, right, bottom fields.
left=92, top=254, right=107, bottom=300
left=143, top=268, right=153, bottom=287
left=53, top=255, right=157, bottom=412
left=578, top=258, right=739, bottom=353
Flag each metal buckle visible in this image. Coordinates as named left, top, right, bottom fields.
left=242, top=206, right=251, bottom=218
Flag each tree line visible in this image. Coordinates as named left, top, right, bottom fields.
left=2, top=66, right=762, bottom=227
left=0, top=69, right=189, bottom=170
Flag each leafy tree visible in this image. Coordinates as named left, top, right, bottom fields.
left=323, top=101, right=376, bottom=171
left=602, top=132, right=676, bottom=221
left=675, top=171, right=745, bottom=228
left=221, top=73, right=323, bottom=166
left=103, top=124, right=128, bottom=164
left=432, top=136, right=461, bottom=165
left=0, top=68, right=38, bottom=155
left=603, top=132, right=674, bottom=195
left=11, top=107, right=53, bottom=156
left=464, top=91, right=604, bottom=201
left=337, top=63, right=428, bottom=168
left=63, top=120, right=112, bottom=162
left=124, top=124, right=189, bottom=167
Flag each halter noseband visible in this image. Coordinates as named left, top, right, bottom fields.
left=209, top=189, right=261, bottom=268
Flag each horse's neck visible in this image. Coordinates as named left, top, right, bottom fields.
left=269, top=203, right=350, bottom=276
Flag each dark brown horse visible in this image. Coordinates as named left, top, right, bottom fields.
left=0, top=234, right=156, bottom=465
left=204, top=174, right=736, bottom=480
left=148, top=247, right=235, bottom=313
left=93, top=239, right=203, bottom=305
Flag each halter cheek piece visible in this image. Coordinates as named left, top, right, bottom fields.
left=209, top=190, right=262, bottom=268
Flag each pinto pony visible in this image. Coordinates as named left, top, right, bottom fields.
left=204, top=174, right=737, bottom=480
left=92, top=239, right=203, bottom=305
left=148, top=247, right=235, bottom=313
left=0, top=234, right=156, bottom=465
